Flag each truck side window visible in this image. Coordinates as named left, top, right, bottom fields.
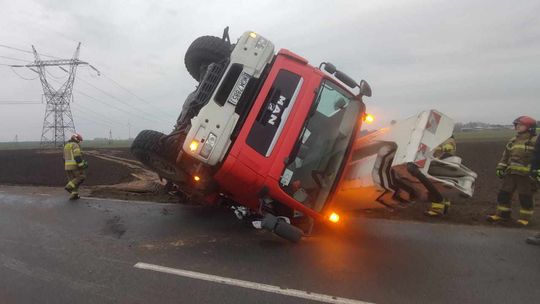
left=246, top=70, right=302, bottom=156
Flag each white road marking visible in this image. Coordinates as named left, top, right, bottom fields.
left=134, top=262, right=374, bottom=304
left=36, top=193, right=51, bottom=196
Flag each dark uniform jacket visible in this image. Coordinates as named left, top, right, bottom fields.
left=497, top=133, right=538, bottom=176
left=531, top=135, right=540, bottom=171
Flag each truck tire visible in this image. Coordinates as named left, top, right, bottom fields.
left=274, top=220, right=303, bottom=243
left=131, top=130, right=185, bottom=182
left=184, top=36, right=230, bottom=81
left=261, top=213, right=278, bottom=231
left=131, top=130, right=164, bottom=165
left=261, top=214, right=303, bottom=243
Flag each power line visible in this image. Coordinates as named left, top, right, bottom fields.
left=45, top=68, right=67, bottom=79
left=76, top=75, right=167, bottom=122
left=9, top=66, right=38, bottom=80
left=72, top=110, right=116, bottom=129
left=8, top=43, right=90, bottom=147
left=2, top=42, right=175, bottom=121
left=4, top=42, right=171, bottom=126
left=48, top=76, right=160, bottom=123
left=0, top=43, right=60, bottom=59
left=100, top=72, right=176, bottom=118
left=73, top=88, right=163, bottom=124
left=0, top=99, right=41, bottom=103
left=0, top=102, right=42, bottom=105
left=0, top=55, right=31, bottom=63
left=71, top=102, right=125, bottom=127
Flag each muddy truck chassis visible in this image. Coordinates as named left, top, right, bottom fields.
left=131, top=29, right=477, bottom=242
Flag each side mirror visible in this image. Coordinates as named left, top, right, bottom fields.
left=359, top=80, right=372, bottom=97
left=323, top=62, right=336, bottom=74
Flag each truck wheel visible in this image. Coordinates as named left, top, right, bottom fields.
left=184, top=36, right=231, bottom=81
left=131, top=130, right=185, bottom=182
left=131, top=130, right=164, bottom=165
left=261, top=214, right=303, bottom=243
left=261, top=213, right=278, bottom=231
left=274, top=220, right=303, bottom=243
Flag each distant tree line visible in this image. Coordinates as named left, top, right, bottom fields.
left=454, top=121, right=540, bottom=132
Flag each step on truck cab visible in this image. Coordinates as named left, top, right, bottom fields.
left=131, top=29, right=477, bottom=242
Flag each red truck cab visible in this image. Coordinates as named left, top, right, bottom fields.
left=214, top=49, right=367, bottom=224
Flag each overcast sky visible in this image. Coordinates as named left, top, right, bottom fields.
left=0, top=0, right=539, bottom=141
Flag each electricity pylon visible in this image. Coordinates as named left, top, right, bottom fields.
left=11, top=43, right=99, bottom=147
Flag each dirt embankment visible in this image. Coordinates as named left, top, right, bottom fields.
left=0, top=148, right=135, bottom=186
left=1, top=141, right=538, bottom=227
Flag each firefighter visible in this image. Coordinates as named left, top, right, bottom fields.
left=526, top=133, right=540, bottom=245
left=64, top=133, right=88, bottom=200
left=487, top=116, right=538, bottom=226
left=424, top=135, right=457, bottom=217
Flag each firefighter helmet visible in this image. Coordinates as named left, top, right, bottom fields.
left=513, top=116, right=537, bottom=133
left=71, top=133, right=83, bottom=142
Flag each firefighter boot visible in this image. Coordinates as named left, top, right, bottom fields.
left=487, top=205, right=512, bottom=223
left=69, top=191, right=80, bottom=200
left=488, top=191, right=512, bottom=223
left=424, top=200, right=450, bottom=217
left=516, top=195, right=534, bottom=227
left=526, top=234, right=540, bottom=246
left=516, top=209, right=533, bottom=227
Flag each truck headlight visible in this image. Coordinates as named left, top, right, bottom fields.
left=189, top=140, right=199, bottom=152
left=200, top=133, right=217, bottom=158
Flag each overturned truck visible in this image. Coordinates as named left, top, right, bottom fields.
left=131, top=29, right=477, bottom=242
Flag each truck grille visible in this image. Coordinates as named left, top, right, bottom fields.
left=193, top=62, right=226, bottom=108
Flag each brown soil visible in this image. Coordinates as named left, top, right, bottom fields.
left=1, top=142, right=538, bottom=228
left=0, top=149, right=135, bottom=186
left=91, top=147, right=135, bottom=161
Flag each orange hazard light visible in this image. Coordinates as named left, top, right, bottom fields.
left=189, top=140, right=199, bottom=152
left=328, top=212, right=340, bottom=223
left=193, top=175, right=201, bottom=182
left=364, top=114, right=375, bottom=124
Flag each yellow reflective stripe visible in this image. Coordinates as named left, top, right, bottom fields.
left=431, top=202, right=446, bottom=210
left=489, top=215, right=503, bottom=221
left=508, top=165, right=530, bottom=173
left=65, top=161, right=77, bottom=165
left=508, top=143, right=535, bottom=151
left=497, top=206, right=511, bottom=211
left=520, top=209, right=534, bottom=215
left=517, top=219, right=529, bottom=226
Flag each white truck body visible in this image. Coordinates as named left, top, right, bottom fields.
left=335, top=110, right=477, bottom=210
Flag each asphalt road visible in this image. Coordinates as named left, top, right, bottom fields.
left=0, top=185, right=538, bottom=304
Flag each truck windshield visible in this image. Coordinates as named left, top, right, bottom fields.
left=279, top=80, right=362, bottom=212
